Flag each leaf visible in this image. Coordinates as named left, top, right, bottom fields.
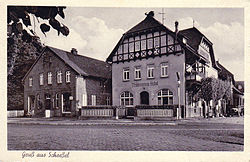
left=16, top=22, right=23, bottom=33
left=58, top=7, right=65, bottom=19
left=22, top=14, right=31, bottom=27
left=35, top=7, right=51, bottom=20
left=50, top=7, right=58, bottom=18
left=60, top=24, right=69, bottom=36
left=49, top=18, right=61, bottom=30
left=40, top=23, right=51, bottom=36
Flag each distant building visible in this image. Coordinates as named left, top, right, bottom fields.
left=233, top=81, right=244, bottom=114
left=23, top=46, right=111, bottom=117
left=106, top=11, right=220, bottom=118
left=217, top=61, right=244, bottom=116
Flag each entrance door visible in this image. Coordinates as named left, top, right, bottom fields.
left=28, top=95, right=35, bottom=113
left=62, top=92, right=71, bottom=113
left=45, top=94, right=51, bottom=110
left=140, top=91, right=149, bottom=105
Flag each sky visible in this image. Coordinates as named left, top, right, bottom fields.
left=31, top=7, right=244, bottom=81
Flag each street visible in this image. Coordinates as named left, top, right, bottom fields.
left=7, top=117, right=243, bottom=151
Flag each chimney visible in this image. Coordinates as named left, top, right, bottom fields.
left=71, top=48, right=78, bottom=55
left=145, top=11, right=154, bottom=17
left=175, top=21, right=179, bottom=33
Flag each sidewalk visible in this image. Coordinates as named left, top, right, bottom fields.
left=7, top=116, right=244, bottom=126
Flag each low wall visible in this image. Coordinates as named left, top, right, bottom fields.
left=137, top=109, right=173, bottom=117
left=81, top=109, right=114, bottom=117
left=81, top=106, right=117, bottom=117
left=7, top=110, right=24, bottom=118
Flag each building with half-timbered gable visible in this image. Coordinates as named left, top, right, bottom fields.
left=23, top=46, right=111, bottom=117
left=106, top=11, right=220, bottom=118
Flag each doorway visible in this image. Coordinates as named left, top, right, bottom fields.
left=45, top=94, right=51, bottom=110
left=62, top=92, right=72, bottom=113
left=140, top=91, right=149, bottom=105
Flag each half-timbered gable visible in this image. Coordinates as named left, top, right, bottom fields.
left=107, top=12, right=184, bottom=64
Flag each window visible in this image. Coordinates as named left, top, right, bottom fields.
left=57, top=71, right=62, bottom=83
left=48, top=72, right=52, bottom=84
left=37, top=94, right=42, bottom=109
left=55, top=93, right=59, bottom=108
left=154, top=37, right=160, bottom=48
left=160, top=35, right=166, bottom=46
left=120, top=91, right=133, bottom=106
left=123, top=68, right=130, bottom=81
left=118, top=45, right=122, bottom=54
left=123, top=43, right=128, bottom=53
left=141, top=40, right=146, bottom=50
left=147, top=38, right=153, bottom=49
left=147, top=65, right=154, bottom=78
left=39, top=74, right=44, bottom=85
left=66, top=71, right=70, bottom=83
left=91, top=95, right=96, bottom=106
left=129, top=42, right=134, bottom=52
left=168, top=35, right=174, bottom=45
left=158, top=89, right=173, bottom=105
left=106, top=97, right=111, bottom=105
left=161, top=63, right=168, bottom=77
left=135, top=41, right=140, bottom=51
left=29, top=77, right=33, bottom=87
left=134, top=67, right=141, bottom=80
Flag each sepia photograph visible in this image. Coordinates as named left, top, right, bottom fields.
left=6, top=6, right=244, bottom=153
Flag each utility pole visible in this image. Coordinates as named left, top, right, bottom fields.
left=159, top=8, right=166, bottom=25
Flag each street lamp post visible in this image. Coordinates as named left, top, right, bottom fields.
left=176, top=72, right=181, bottom=119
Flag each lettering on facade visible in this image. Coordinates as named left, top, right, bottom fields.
left=132, top=81, right=158, bottom=87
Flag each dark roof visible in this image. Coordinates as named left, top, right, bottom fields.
left=180, top=27, right=220, bottom=70
left=235, top=81, right=244, bottom=93
left=179, top=27, right=204, bottom=51
left=126, top=14, right=167, bottom=34
left=48, top=46, right=111, bottom=79
left=216, top=61, right=235, bottom=84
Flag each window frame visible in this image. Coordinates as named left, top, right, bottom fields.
left=134, top=67, right=141, bottom=80
left=123, top=68, right=130, bottom=81
left=29, top=77, right=33, bottom=87
left=147, top=65, right=154, bottom=79
left=161, top=63, right=168, bottom=77
left=57, top=71, right=62, bottom=83
left=39, top=73, right=44, bottom=85
left=55, top=93, right=60, bottom=108
left=157, top=89, right=174, bottom=105
left=91, top=95, right=96, bottom=106
left=48, top=72, right=52, bottom=85
left=120, top=91, right=133, bottom=106
left=65, top=71, right=71, bottom=83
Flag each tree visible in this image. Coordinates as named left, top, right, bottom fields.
left=8, top=6, right=69, bottom=43
left=199, top=77, right=232, bottom=108
left=7, top=6, right=70, bottom=110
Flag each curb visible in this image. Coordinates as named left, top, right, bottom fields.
left=7, top=121, right=177, bottom=126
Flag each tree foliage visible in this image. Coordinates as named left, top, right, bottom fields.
left=7, top=6, right=69, bottom=44
left=199, top=77, right=232, bottom=105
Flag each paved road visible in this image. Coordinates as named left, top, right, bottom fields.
left=8, top=121, right=243, bottom=151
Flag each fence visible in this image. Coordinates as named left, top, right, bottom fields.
left=7, top=110, right=24, bottom=118
left=80, top=105, right=181, bottom=118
